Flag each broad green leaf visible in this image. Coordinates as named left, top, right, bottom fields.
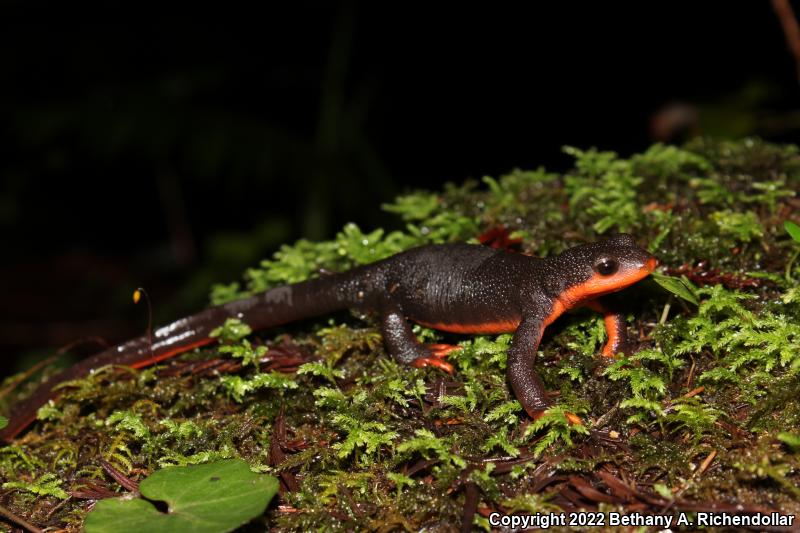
left=651, top=272, right=698, bottom=305
left=0, top=416, right=7, bottom=429
left=785, top=220, right=800, bottom=243
left=85, top=459, right=279, bottom=533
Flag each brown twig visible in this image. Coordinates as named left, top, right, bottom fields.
left=133, top=287, right=153, bottom=362
left=696, top=449, right=717, bottom=476
left=460, top=482, right=479, bottom=533
left=0, top=503, right=43, bottom=533
left=268, top=406, right=300, bottom=493
left=772, top=0, right=800, bottom=83
left=100, top=459, right=140, bottom=494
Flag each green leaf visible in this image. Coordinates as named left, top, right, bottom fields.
left=785, top=220, right=800, bottom=244
left=0, top=416, right=7, bottom=429
left=651, top=272, right=698, bottom=305
left=85, top=459, right=279, bottom=533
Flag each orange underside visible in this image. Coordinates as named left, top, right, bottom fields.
left=546, top=260, right=656, bottom=326
left=414, top=319, right=521, bottom=334
left=128, top=338, right=215, bottom=369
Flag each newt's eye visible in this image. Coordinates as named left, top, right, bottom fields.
left=594, top=258, right=618, bottom=276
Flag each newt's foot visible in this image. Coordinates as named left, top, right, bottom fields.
left=600, top=341, right=633, bottom=358
left=425, top=343, right=462, bottom=358
left=532, top=409, right=583, bottom=426
left=411, top=357, right=455, bottom=373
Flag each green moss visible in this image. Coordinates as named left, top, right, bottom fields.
left=3, top=137, right=800, bottom=529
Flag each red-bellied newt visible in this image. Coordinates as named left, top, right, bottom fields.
left=0, top=233, right=657, bottom=442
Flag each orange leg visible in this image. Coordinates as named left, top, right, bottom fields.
left=584, top=299, right=629, bottom=358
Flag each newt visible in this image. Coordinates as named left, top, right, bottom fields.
left=0, top=234, right=656, bottom=442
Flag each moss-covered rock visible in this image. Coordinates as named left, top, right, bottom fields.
left=1, top=138, right=799, bottom=531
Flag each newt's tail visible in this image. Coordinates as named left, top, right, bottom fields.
left=0, top=271, right=364, bottom=442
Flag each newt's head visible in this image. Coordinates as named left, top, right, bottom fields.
left=551, top=234, right=657, bottom=308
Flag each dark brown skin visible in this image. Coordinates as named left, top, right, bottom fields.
left=0, top=234, right=657, bottom=442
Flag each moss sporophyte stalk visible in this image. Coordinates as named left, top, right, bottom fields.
left=1, top=138, right=799, bottom=531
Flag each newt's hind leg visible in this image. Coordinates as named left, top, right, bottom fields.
left=380, top=304, right=454, bottom=373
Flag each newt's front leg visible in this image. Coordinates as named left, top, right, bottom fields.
left=584, top=298, right=630, bottom=358
left=507, top=315, right=549, bottom=417
left=508, top=315, right=582, bottom=425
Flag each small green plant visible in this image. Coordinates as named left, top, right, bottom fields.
left=219, top=372, right=297, bottom=403
left=330, top=413, right=398, bottom=463
left=563, top=146, right=644, bottom=234
left=710, top=210, right=763, bottom=243
left=522, top=407, right=590, bottom=457
left=381, top=192, right=440, bottom=221
left=396, top=428, right=467, bottom=469
left=663, top=397, right=720, bottom=443
left=2, top=472, right=69, bottom=499
left=209, top=318, right=252, bottom=343
left=690, top=177, right=793, bottom=211
left=297, top=361, right=344, bottom=385
left=630, top=143, right=711, bottom=181
left=784, top=220, right=800, bottom=282
left=604, top=349, right=685, bottom=425
left=675, top=286, right=800, bottom=383
left=106, top=410, right=152, bottom=440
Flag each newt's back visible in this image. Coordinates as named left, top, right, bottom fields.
left=378, top=244, right=533, bottom=331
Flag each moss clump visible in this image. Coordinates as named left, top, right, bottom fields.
left=1, top=138, right=800, bottom=530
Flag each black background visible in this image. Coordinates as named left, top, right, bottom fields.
left=1, top=3, right=798, bottom=374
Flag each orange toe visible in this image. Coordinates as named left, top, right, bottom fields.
left=411, top=357, right=455, bottom=373
left=426, top=343, right=462, bottom=358
left=531, top=409, right=583, bottom=426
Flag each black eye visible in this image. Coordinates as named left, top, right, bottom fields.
left=595, top=258, right=618, bottom=276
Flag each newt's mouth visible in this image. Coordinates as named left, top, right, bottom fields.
left=625, top=255, right=658, bottom=286
left=554, top=254, right=659, bottom=314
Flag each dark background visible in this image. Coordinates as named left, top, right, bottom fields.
left=2, top=3, right=799, bottom=375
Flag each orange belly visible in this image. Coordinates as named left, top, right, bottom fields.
left=414, top=319, right=520, bottom=334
